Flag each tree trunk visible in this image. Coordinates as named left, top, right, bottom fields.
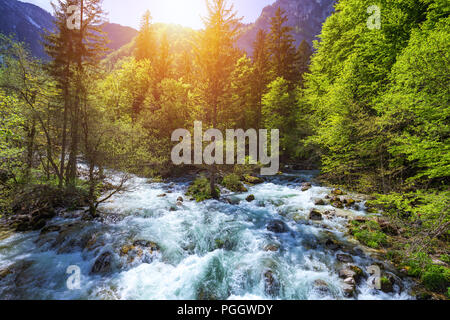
left=25, top=118, right=36, bottom=180
left=59, top=76, right=69, bottom=188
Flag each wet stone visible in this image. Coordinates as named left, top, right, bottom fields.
left=267, top=220, right=288, bottom=233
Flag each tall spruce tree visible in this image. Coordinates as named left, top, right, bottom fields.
left=194, top=0, right=242, bottom=198
left=267, top=7, right=298, bottom=84
left=135, top=10, right=157, bottom=62
left=44, top=0, right=107, bottom=187
left=251, top=29, right=271, bottom=129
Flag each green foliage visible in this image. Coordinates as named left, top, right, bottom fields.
left=222, top=174, right=247, bottom=192
left=187, top=176, right=220, bottom=202
left=350, top=220, right=388, bottom=248
left=421, top=265, right=450, bottom=293
left=371, top=191, right=450, bottom=229
left=403, top=252, right=433, bottom=277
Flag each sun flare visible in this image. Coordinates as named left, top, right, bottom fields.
left=151, top=0, right=207, bottom=29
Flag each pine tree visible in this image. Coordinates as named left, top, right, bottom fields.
left=267, top=7, right=298, bottom=84
left=251, top=29, right=271, bottom=129
left=44, top=0, right=107, bottom=187
left=295, top=40, right=312, bottom=87
left=194, top=0, right=242, bottom=198
left=135, top=10, right=157, bottom=62
left=43, top=0, right=77, bottom=187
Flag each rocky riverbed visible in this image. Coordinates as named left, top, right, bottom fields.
left=0, top=170, right=414, bottom=299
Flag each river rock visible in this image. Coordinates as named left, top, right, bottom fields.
left=244, top=175, right=264, bottom=185
left=342, top=283, right=356, bottom=297
left=332, top=189, right=345, bottom=196
left=246, top=195, right=255, bottom=202
left=267, top=220, right=288, bottom=233
left=325, top=239, right=341, bottom=251
left=177, top=196, right=184, bottom=202
left=313, top=198, right=325, bottom=206
left=157, top=194, right=167, bottom=197
left=313, top=279, right=331, bottom=295
left=226, top=196, right=240, bottom=205
left=332, top=201, right=344, bottom=209
left=264, top=270, right=280, bottom=297
left=344, top=277, right=355, bottom=285
left=336, top=254, right=354, bottom=263
left=91, top=252, right=113, bottom=274
left=380, top=276, right=394, bottom=293
left=301, top=182, right=312, bottom=192
left=309, top=209, right=323, bottom=221
left=339, top=268, right=357, bottom=280
left=264, top=244, right=280, bottom=252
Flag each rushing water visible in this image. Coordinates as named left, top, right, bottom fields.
left=0, top=171, right=413, bottom=300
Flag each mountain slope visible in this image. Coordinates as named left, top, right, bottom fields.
left=0, top=0, right=54, bottom=58
left=237, top=0, right=336, bottom=54
left=0, top=0, right=138, bottom=59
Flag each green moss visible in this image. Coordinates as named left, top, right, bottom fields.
left=187, top=176, right=220, bottom=202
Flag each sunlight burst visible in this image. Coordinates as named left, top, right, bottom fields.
left=152, top=0, right=207, bottom=29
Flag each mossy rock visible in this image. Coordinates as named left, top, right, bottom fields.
left=243, top=175, right=264, bottom=185
left=187, top=176, right=220, bottom=202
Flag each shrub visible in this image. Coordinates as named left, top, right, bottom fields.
left=350, top=220, right=388, bottom=248
left=187, top=176, right=220, bottom=202
left=222, top=174, right=247, bottom=192
left=403, top=252, right=433, bottom=277
left=421, top=265, right=450, bottom=293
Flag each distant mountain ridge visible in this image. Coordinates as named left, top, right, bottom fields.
left=0, top=0, right=54, bottom=58
left=238, top=0, right=336, bottom=54
left=0, top=0, right=336, bottom=61
left=0, top=0, right=138, bottom=59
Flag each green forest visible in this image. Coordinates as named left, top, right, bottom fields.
left=0, top=0, right=448, bottom=299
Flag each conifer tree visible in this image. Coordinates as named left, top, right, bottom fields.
left=251, top=29, right=271, bottom=129
left=267, top=7, right=298, bottom=84
left=135, top=10, right=157, bottom=62
left=194, top=0, right=242, bottom=198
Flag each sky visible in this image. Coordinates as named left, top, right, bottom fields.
left=22, top=0, right=275, bottom=30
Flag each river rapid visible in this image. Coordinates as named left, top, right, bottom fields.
left=0, top=170, right=413, bottom=300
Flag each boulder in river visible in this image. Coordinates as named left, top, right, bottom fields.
left=325, top=239, right=341, bottom=251
left=342, top=283, right=356, bottom=298
left=267, top=220, right=288, bottom=233
left=264, top=244, right=280, bottom=252
left=246, top=194, right=255, bottom=202
left=91, top=252, right=113, bottom=274
left=336, top=253, right=354, bottom=263
left=243, top=175, right=264, bottom=185
left=177, top=196, right=184, bottom=202
left=301, top=182, right=312, bottom=192
left=309, top=209, right=323, bottom=221
left=332, top=189, right=345, bottom=196
left=332, top=201, right=344, bottom=209
left=313, top=279, right=331, bottom=295
left=264, top=270, right=280, bottom=297
left=314, top=198, right=325, bottom=206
